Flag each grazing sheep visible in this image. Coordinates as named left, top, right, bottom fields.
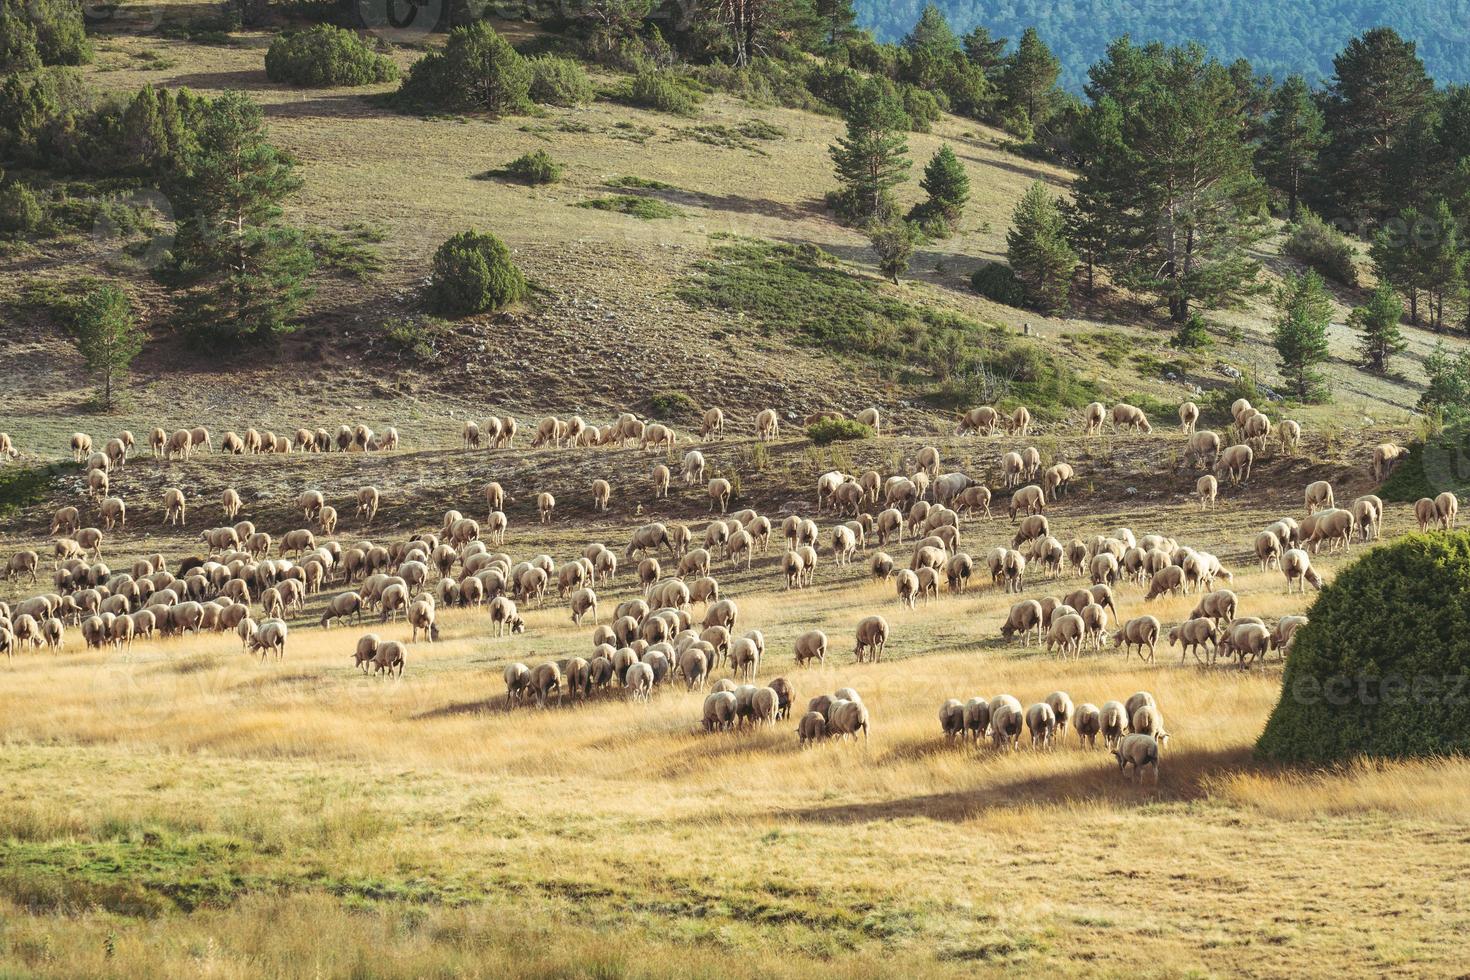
left=162, top=487, right=186, bottom=526
left=1042, top=463, right=1074, bottom=502
left=352, top=634, right=381, bottom=672
left=248, top=619, right=289, bottom=661
left=1255, top=530, right=1283, bottom=570
left=939, top=699, right=966, bottom=739
left=707, top=478, right=732, bottom=513
left=1304, top=480, right=1335, bottom=515
left=1099, top=701, right=1127, bottom=750
left=1046, top=612, right=1085, bottom=659
left=1414, top=497, right=1439, bottom=532
left=1178, top=401, right=1199, bottom=433
left=1113, top=615, right=1160, bottom=662
left=1131, top=705, right=1170, bottom=749
left=683, top=450, right=707, bottom=488
left=1437, top=491, right=1460, bottom=529
left=591, top=478, right=611, bottom=513
left=785, top=629, right=822, bottom=669
left=1000, top=599, right=1044, bottom=646
left=843, top=614, right=889, bottom=663
left=1082, top=401, right=1106, bottom=435
left=1114, top=733, right=1161, bottom=784
left=1008, top=405, right=1031, bottom=436
left=855, top=407, right=881, bottom=435
left=1026, top=702, right=1057, bottom=749
left=1073, top=703, right=1101, bottom=748
left=1111, top=403, right=1152, bottom=433
left=989, top=698, right=1023, bottom=751
left=827, top=699, right=870, bottom=741
left=1217, top=621, right=1272, bottom=667
left=755, top=409, right=780, bottom=441
left=703, top=691, right=738, bottom=731
left=797, top=710, right=827, bottom=745
left=1214, top=445, right=1253, bottom=486
left=368, top=639, right=405, bottom=677
left=536, top=492, right=556, bottom=524
left=1167, top=617, right=1219, bottom=665
left=1371, top=442, right=1408, bottom=482
left=1008, top=485, right=1046, bottom=521
left=624, top=661, right=654, bottom=702
left=1196, top=475, right=1218, bottom=510
left=700, top=408, right=725, bottom=440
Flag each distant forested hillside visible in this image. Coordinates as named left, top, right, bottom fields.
left=854, top=0, right=1470, bottom=88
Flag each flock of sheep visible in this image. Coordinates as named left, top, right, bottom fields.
left=0, top=396, right=1418, bottom=780
left=939, top=689, right=1166, bottom=782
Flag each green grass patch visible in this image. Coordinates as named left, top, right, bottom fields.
left=648, top=390, right=701, bottom=419
left=675, top=120, right=785, bottom=153
left=0, top=464, right=65, bottom=517
left=308, top=226, right=386, bottom=280
left=1065, top=329, right=1133, bottom=368
left=606, top=175, right=677, bottom=191
left=679, top=238, right=1101, bottom=418
left=574, top=195, right=680, bottom=220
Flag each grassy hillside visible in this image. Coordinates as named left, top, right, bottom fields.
left=0, top=8, right=1458, bottom=452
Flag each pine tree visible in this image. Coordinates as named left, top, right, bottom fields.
left=1351, top=283, right=1406, bottom=373
left=1272, top=270, right=1333, bottom=401
left=813, top=0, right=857, bottom=48
left=914, top=144, right=968, bottom=232
left=1063, top=96, right=1127, bottom=294
left=1320, top=28, right=1433, bottom=223
left=1370, top=206, right=1429, bottom=325
left=1259, top=75, right=1325, bottom=220
left=829, top=76, right=910, bottom=223
left=1006, top=181, right=1076, bottom=313
left=902, top=4, right=957, bottom=56
left=1421, top=197, right=1467, bottom=331
left=961, top=26, right=1007, bottom=78
left=73, top=285, right=144, bottom=409
left=1074, top=43, right=1265, bottom=324
left=171, top=91, right=315, bottom=345
left=1000, top=27, right=1061, bottom=131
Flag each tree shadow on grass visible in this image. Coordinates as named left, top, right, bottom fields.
left=777, top=745, right=1261, bottom=823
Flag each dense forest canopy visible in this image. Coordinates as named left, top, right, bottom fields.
left=853, top=0, right=1470, bottom=89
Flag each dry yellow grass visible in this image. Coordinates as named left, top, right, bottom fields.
left=2, top=507, right=1468, bottom=976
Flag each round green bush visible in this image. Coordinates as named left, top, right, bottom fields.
left=425, top=231, right=526, bottom=316
left=528, top=55, right=593, bottom=107
left=264, top=26, right=398, bottom=88
left=1256, top=532, right=1470, bottom=762
left=971, top=262, right=1027, bottom=307
left=626, top=71, right=699, bottom=115
left=504, top=149, right=563, bottom=185
left=398, top=22, right=531, bottom=115
left=807, top=418, right=874, bottom=445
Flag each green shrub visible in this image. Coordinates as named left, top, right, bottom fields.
left=1282, top=210, right=1358, bottom=286
left=807, top=418, right=874, bottom=445
left=0, top=0, right=90, bottom=73
left=900, top=85, right=941, bottom=132
left=0, top=182, right=43, bottom=238
left=1170, top=313, right=1213, bottom=350
left=264, top=26, right=398, bottom=88
left=1257, top=532, right=1470, bottom=761
left=503, top=149, right=563, bottom=185
left=574, top=195, right=679, bottom=219
left=648, top=390, right=700, bottom=419
left=397, top=22, right=531, bottom=115
left=970, top=262, right=1027, bottom=307
left=424, top=230, right=526, bottom=316
left=528, top=55, right=593, bottom=106
left=0, top=463, right=63, bottom=516
left=622, top=71, right=700, bottom=116
left=607, top=175, right=675, bottom=191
